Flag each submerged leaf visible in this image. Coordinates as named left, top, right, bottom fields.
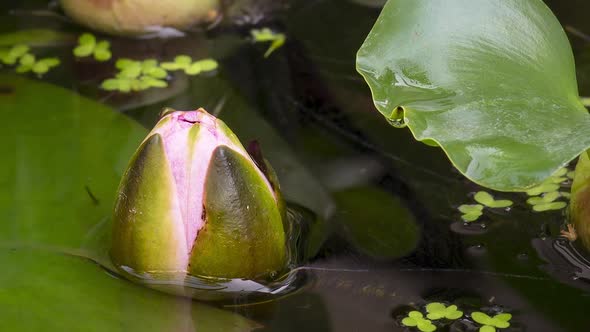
left=357, top=0, right=590, bottom=191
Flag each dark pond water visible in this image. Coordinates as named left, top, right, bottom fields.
left=2, top=0, right=590, bottom=331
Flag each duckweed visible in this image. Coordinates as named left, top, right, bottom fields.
left=251, top=28, right=286, bottom=57
left=0, top=44, right=30, bottom=65
left=458, top=204, right=483, bottom=222
left=73, top=33, right=111, bottom=61
left=471, top=312, right=511, bottom=332
left=474, top=191, right=513, bottom=208
left=160, top=55, right=218, bottom=75
left=425, top=302, right=463, bottom=320
left=1, top=44, right=60, bottom=75
left=532, top=201, right=568, bottom=212
left=401, top=311, right=436, bottom=332
left=101, top=58, right=169, bottom=92
left=525, top=183, right=560, bottom=196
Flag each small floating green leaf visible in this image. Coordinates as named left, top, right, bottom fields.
left=115, top=58, right=135, bottom=69
left=479, top=326, right=495, bottom=332
left=15, top=64, right=32, bottom=73
left=251, top=28, right=286, bottom=57
left=474, top=192, right=494, bottom=206
left=472, top=312, right=492, bottom=325
left=474, top=191, right=512, bottom=208
left=9, top=44, right=30, bottom=59
left=78, top=33, right=96, bottom=46
left=160, top=62, right=183, bottom=70
left=402, top=317, right=418, bottom=327
left=265, top=36, right=286, bottom=58
left=461, top=211, right=482, bottom=222
left=15, top=54, right=59, bottom=75
left=526, top=183, right=560, bottom=196
left=548, top=176, right=568, bottom=184
left=140, top=76, right=168, bottom=88
left=73, top=44, right=94, bottom=57
left=93, top=41, right=111, bottom=61
left=144, top=66, right=167, bottom=79
left=409, top=311, right=423, bottom=319
left=118, top=65, right=142, bottom=79
left=185, top=62, right=202, bottom=75
left=197, top=59, right=218, bottom=71
left=100, top=78, right=121, bottom=91
left=532, top=201, right=567, bottom=212
left=175, top=55, right=192, bottom=65
left=19, top=54, right=35, bottom=66
left=458, top=204, right=483, bottom=214
left=494, top=313, right=512, bottom=322
left=425, top=302, right=463, bottom=320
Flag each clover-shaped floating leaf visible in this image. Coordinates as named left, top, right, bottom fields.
left=103, top=58, right=169, bottom=92
left=251, top=28, right=286, bottom=57
left=0, top=44, right=30, bottom=65
left=401, top=311, right=436, bottom=332
left=425, top=302, right=463, bottom=320
left=458, top=204, right=483, bottom=222
left=532, top=201, right=567, bottom=212
left=161, top=55, right=218, bottom=76
left=474, top=191, right=513, bottom=208
left=16, top=55, right=60, bottom=75
left=471, top=312, right=512, bottom=332
left=73, top=33, right=111, bottom=61
left=357, top=0, right=590, bottom=191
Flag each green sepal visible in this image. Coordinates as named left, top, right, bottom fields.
left=111, top=134, right=187, bottom=273
left=188, top=146, right=287, bottom=279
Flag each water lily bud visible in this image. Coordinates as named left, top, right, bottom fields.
left=60, top=0, right=220, bottom=36
left=111, top=108, right=287, bottom=280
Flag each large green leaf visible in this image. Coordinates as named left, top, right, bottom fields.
left=357, top=0, right=590, bottom=191
left=0, top=249, right=258, bottom=331
left=0, top=75, right=257, bottom=330
left=0, top=74, right=145, bottom=249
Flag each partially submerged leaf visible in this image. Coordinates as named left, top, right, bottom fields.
left=0, top=29, right=71, bottom=47
left=357, top=0, right=590, bottom=191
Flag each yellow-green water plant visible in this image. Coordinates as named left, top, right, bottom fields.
left=474, top=191, right=513, bottom=208
left=0, top=44, right=60, bottom=75
left=458, top=204, right=483, bottom=223
left=15, top=55, right=60, bottom=75
left=0, top=44, right=30, bottom=65
left=73, top=33, right=112, bottom=62
left=101, top=58, right=169, bottom=92
left=357, top=0, right=590, bottom=192
left=425, top=302, right=463, bottom=320
left=250, top=28, right=286, bottom=58
left=524, top=167, right=570, bottom=212
left=401, top=311, right=436, bottom=332
left=160, top=55, right=218, bottom=76
left=457, top=191, right=512, bottom=223
left=471, top=312, right=512, bottom=332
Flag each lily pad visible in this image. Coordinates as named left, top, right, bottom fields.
left=0, top=249, right=258, bottom=331
left=357, top=0, right=590, bottom=191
